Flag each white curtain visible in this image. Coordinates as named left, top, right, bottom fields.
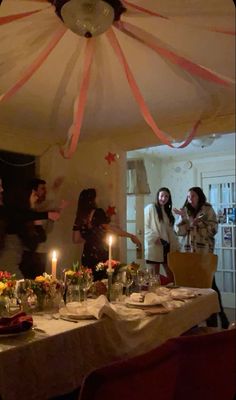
left=126, top=159, right=150, bottom=195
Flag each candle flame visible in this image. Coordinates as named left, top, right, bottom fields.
left=108, top=235, right=113, bottom=246
left=52, top=250, right=57, bottom=261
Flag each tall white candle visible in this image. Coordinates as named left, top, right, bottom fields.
left=51, top=250, right=57, bottom=279
left=108, top=235, right=113, bottom=272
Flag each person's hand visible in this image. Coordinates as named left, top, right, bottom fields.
left=48, top=211, right=60, bottom=221
left=30, top=191, right=38, bottom=208
left=173, top=207, right=186, bottom=217
left=130, top=234, right=141, bottom=247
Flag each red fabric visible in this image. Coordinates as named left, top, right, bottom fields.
left=79, top=329, right=236, bottom=400
left=0, top=311, right=33, bottom=334
left=159, top=274, right=173, bottom=285
left=169, top=329, right=236, bottom=400
left=79, top=340, right=178, bottom=400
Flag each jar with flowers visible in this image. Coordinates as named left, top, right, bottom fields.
left=64, top=262, right=93, bottom=304
left=31, top=273, right=63, bottom=313
left=0, top=271, right=17, bottom=316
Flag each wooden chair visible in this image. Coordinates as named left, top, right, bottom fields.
left=167, top=251, right=218, bottom=288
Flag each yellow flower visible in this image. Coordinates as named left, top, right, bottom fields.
left=65, top=270, right=75, bottom=276
left=0, top=282, right=7, bottom=295
left=35, top=275, right=46, bottom=282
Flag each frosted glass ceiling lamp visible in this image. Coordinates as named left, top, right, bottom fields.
left=61, top=0, right=115, bottom=37
left=191, top=135, right=216, bottom=148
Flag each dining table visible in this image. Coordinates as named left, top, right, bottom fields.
left=0, top=287, right=220, bottom=400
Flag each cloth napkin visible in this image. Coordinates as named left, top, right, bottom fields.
left=61, top=295, right=146, bottom=321
left=129, top=293, right=144, bottom=302
left=144, top=292, right=171, bottom=305
left=0, top=311, right=33, bottom=334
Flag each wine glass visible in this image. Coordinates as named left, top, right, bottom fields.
left=118, top=270, right=133, bottom=297
left=136, top=269, right=147, bottom=293
left=81, top=275, right=93, bottom=305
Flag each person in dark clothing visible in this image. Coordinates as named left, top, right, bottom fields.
left=17, top=180, right=60, bottom=279
left=72, top=188, right=141, bottom=281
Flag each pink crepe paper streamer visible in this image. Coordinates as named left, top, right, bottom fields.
left=106, top=27, right=200, bottom=148
left=0, top=27, right=67, bottom=103
left=122, top=0, right=168, bottom=19
left=208, top=27, right=235, bottom=35
left=122, top=2, right=235, bottom=36
left=115, top=21, right=234, bottom=87
left=60, top=39, right=95, bottom=159
left=0, top=7, right=51, bottom=25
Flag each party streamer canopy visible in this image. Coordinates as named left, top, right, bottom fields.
left=0, top=0, right=235, bottom=157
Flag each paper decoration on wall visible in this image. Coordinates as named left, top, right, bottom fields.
left=0, top=0, right=234, bottom=158
left=106, top=205, right=117, bottom=217
left=104, top=152, right=116, bottom=164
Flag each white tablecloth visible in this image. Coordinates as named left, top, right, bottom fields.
left=0, top=288, right=220, bottom=400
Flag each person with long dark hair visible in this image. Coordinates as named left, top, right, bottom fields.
left=144, top=187, right=179, bottom=280
left=174, top=186, right=229, bottom=329
left=72, top=188, right=141, bottom=281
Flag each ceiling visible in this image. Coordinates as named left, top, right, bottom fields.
left=131, top=132, right=235, bottom=159
left=0, top=0, right=235, bottom=156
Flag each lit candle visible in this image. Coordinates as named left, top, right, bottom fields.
left=51, top=250, right=57, bottom=279
left=108, top=235, right=113, bottom=272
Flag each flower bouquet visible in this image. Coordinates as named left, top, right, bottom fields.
left=64, top=262, right=93, bottom=303
left=95, top=260, right=140, bottom=300
left=96, top=260, right=140, bottom=277
left=0, top=271, right=17, bottom=316
left=30, top=273, right=63, bottom=312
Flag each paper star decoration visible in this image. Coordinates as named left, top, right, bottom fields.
left=106, top=205, right=117, bottom=217
left=104, top=152, right=117, bottom=165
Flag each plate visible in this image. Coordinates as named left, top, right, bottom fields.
left=125, top=299, right=164, bottom=307
left=60, top=314, right=95, bottom=321
left=0, top=327, right=32, bottom=338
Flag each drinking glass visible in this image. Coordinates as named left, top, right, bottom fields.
left=81, top=275, right=93, bottom=305
left=136, top=269, right=148, bottom=293
left=117, top=270, right=133, bottom=297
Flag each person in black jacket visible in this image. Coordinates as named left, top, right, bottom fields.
left=17, top=181, right=60, bottom=279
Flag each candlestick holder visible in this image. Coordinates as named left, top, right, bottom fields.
left=107, top=270, right=114, bottom=302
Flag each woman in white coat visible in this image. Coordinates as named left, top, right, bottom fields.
left=144, top=187, right=179, bottom=280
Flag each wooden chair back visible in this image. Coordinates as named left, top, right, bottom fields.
left=167, top=251, right=217, bottom=288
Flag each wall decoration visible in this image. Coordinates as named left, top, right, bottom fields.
left=104, top=151, right=117, bottom=164
left=106, top=205, right=117, bottom=217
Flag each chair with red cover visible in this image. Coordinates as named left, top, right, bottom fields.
left=169, top=328, right=236, bottom=400
left=79, top=339, right=178, bottom=400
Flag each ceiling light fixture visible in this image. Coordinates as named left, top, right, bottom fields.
left=191, top=134, right=221, bottom=148
left=50, top=0, right=126, bottom=38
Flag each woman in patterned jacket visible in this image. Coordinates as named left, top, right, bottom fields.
left=174, top=186, right=229, bottom=329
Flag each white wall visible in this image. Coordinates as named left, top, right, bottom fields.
left=0, top=139, right=128, bottom=278
left=128, top=151, right=234, bottom=210
left=38, top=139, right=128, bottom=276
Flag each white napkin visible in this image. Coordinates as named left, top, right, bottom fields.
left=144, top=292, right=170, bottom=305
left=170, top=288, right=196, bottom=299
left=155, top=287, right=171, bottom=296
left=61, top=296, right=145, bottom=321
left=129, top=293, right=144, bottom=303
